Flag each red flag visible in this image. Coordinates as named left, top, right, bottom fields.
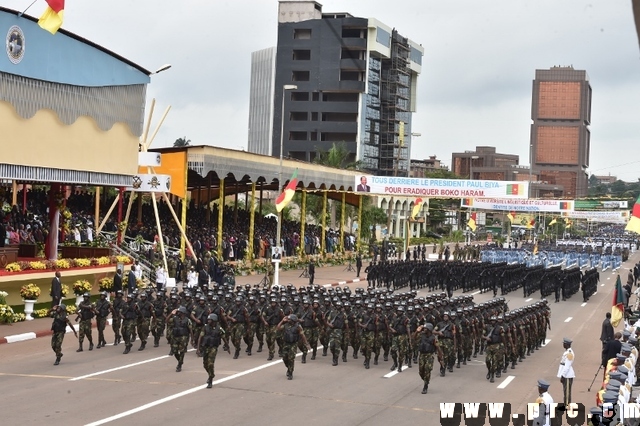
left=275, top=169, right=298, bottom=213
left=39, top=0, right=65, bottom=34
left=626, top=194, right=640, bottom=234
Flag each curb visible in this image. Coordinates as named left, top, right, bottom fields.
left=1, top=318, right=113, bottom=345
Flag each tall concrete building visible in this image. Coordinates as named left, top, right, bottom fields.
left=530, top=66, right=591, bottom=198
left=248, top=47, right=277, bottom=156
left=271, top=0, right=423, bottom=176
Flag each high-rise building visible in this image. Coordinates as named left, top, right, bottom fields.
left=270, top=0, right=423, bottom=175
left=530, top=66, right=591, bottom=198
left=248, top=47, right=277, bottom=156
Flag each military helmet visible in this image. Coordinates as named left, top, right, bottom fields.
left=397, top=305, right=405, bottom=312
left=424, top=323, right=434, bottom=331
left=83, top=292, right=90, bottom=298
left=177, top=306, right=188, bottom=315
left=100, top=291, right=108, bottom=297
left=208, top=313, right=218, bottom=322
left=289, top=314, right=298, bottom=322
left=59, top=303, right=67, bottom=311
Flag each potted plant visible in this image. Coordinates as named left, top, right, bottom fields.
left=73, top=280, right=92, bottom=305
left=20, top=283, right=41, bottom=321
left=0, top=304, right=15, bottom=324
left=98, top=277, right=114, bottom=293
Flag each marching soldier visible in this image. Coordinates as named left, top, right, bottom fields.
left=483, top=316, right=504, bottom=383
left=326, top=301, right=347, bottom=366
left=49, top=303, right=77, bottom=365
left=389, top=305, right=410, bottom=373
left=168, top=306, right=192, bottom=372
left=111, top=290, right=124, bottom=346
left=120, top=294, right=138, bottom=354
left=262, top=297, right=284, bottom=361
left=94, top=291, right=111, bottom=348
left=244, top=295, right=261, bottom=356
left=228, top=296, right=249, bottom=359
left=136, top=292, right=155, bottom=351
left=191, top=296, right=210, bottom=355
left=277, top=314, right=310, bottom=380
left=434, top=311, right=456, bottom=376
left=198, top=313, right=230, bottom=388
left=75, top=293, right=97, bottom=352
left=415, top=322, right=443, bottom=394
left=152, top=292, right=167, bottom=347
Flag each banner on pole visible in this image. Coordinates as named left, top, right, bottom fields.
left=354, top=176, right=528, bottom=199
left=461, top=197, right=574, bottom=212
left=127, top=174, right=171, bottom=193
left=561, top=210, right=629, bottom=223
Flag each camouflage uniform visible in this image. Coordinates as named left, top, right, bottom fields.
left=244, top=301, right=261, bottom=355
left=359, top=308, right=377, bottom=368
left=111, top=293, right=124, bottom=345
left=326, top=306, right=346, bottom=366
left=228, top=300, right=248, bottom=358
left=262, top=302, right=283, bottom=360
left=435, top=318, right=455, bottom=375
left=76, top=298, right=95, bottom=351
left=120, top=297, right=138, bottom=353
left=417, top=330, right=439, bottom=393
left=152, top=296, right=167, bottom=347
left=299, top=305, right=318, bottom=362
left=136, top=296, right=154, bottom=349
left=200, top=321, right=226, bottom=387
left=389, top=310, right=410, bottom=371
left=50, top=308, right=69, bottom=363
left=94, top=296, right=111, bottom=348
left=171, top=312, right=192, bottom=371
left=483, top=320, right=504, bottom=382
left=280, top=320, right=305, bottom=379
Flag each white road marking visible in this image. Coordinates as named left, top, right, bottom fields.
left=525, top=298, right=533, bottom=302
left=4, top=332, right=36, bottom=343
left=601, top=283, right=605, bottom=286
left=84, top=349, right=314, bottom=426
left=564, top=317, right=573, bottom=323
left=383, top=365, right=410, bottom=378
left=497, top=375, right=515, bottom=389
left=593, top=292, right=598, bottom=296
left=581, top=302, right=587, bottom=307
left=542, top=339, right=551, bottom=346
left=471, top=290, right=481, bottom=296
left=70, top=349, right=195, bottom=381
left=70, top=355, right=170, bottom=381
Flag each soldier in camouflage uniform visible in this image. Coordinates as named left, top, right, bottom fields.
left=198, top=313, right=229, bottom=388
left=49, top=304, right=77, bottom=365
left=228, top=296, right=249, bottom=359
left=244, top=296, right=261, bottom=356
left=299, top=299, right=319, bottom=363
left=168, top=306, right=192, bottom=372
left=136, top=292, right=155, bottom=351
left=190, top=296, right=210, bottom=355
left=152, top=292, right=167, bottom=347
left=255, top=295, right=267, bottom=353
left=372, top=304, right=386, bottom=365
left=416, top=322, right=443, bottom=394
left=277, top=314, right=310, bottom=380
left=359, top=303, right=377, bottom=369
left=94, top=291, right=111, bottom=348
left=326, top=301, right=347, bottom=366
left=120, top=294, right=138, bottom=354
left=75, top=293, right=96, bottom=352
left=434, top=311, right=456, bottom=376
left=262, top=298, right=284, bottom=360
left=389, top=305, right=410, bottom=372
left=111, top=290, right=124, bottom=345
left=319, top=298, right=332, bottom=356
left=165, top=293, right=180, bottom=354
left=483, top=316, right=504, bottom=383
left=343, top=301, right=358, bottom=361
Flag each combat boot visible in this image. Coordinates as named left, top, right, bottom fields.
left=233, top=349, right=240, bottom=359
left=77, top=342, right=83, bottom=352
left=364, top=359, right=370, bottom=369
left=332, top=354, right=338, bottom=366
left=374, top=354, right=379, bottom=365
left=54, top=356, right=61, bottom=366
left=511, top=361, right=516, bottom=369
left=502, top=364, right=507, bottom=373
left=114, top=338, right=119, bottom=346
left=302, top=352, right=307, bottom=364
left=397, top=360, right=403, bottom=373
left=267, top=353, right=274, bottom=361
left=169, top=348, right=174, bottom=356
left=456, top=361, right=460, bottom=368
left=390, top=355, right=398, bottom=371
left=206, top=376, right=213, bottom=389
left=322, top=347, right=328, bottom=356
left=495, top=370, right=501, bottom=378
left=311, top=348, right=316, bottom=360
left=473, top=350, right=478, bottom=358
left=519, top=356, right=524, bottom=362
left=154, top=337, right=160, bottom=348
left=440, top=366, right=446, bottom=377
left=88, top=341, right=94, bottom=351
left=257, top=343, right=263, bottom=353
left=138, top=342, right=146, bottom=351
left=422, top=384, right=428, bottom=394
left=490, top=373, right=495, bottom=383
left=353, top=349, right=358, bottom=360
left=123, top=345, right=131, bottom=355
left=247, top=345, right=252, bottom=356
left=462, top=358, right=467, bottom=366
left=342, top=353, right=347, bottom=363
left=176, top=363, right=182, bottom=372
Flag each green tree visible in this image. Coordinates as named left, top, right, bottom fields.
left=173, top=136, right=190, bottom=147
left=423, top=169, right=463, bottom=233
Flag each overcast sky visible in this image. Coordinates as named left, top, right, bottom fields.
left=17, top=0, right=640, bottom=181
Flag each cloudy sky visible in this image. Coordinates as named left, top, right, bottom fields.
left=16, top=0, right=640, bottom=181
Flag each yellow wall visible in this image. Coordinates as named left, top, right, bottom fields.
left=1, top=101, right=138, bottom=176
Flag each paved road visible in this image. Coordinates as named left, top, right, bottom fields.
left=0, top=256, right=636, bottom=426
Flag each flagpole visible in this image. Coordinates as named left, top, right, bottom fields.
left=18, top=0, right=38, bottom=17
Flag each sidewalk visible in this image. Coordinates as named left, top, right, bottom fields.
left=0, top=263, right=365, bottom=344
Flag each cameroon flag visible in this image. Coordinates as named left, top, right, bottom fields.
left=467, top=212, right=477, bottom=232
left=38, top=0, right=65, bottom=35
left=275, top=169, right=298, bottom=213
left=625, top=194, right=640, bottom=234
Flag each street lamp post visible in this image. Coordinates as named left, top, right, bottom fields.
left=529, top=143, right=533, bottom=199
left=274, top=84, right=297, bottom=288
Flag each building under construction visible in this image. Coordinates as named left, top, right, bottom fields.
left=268, top=1, right=423, bottom=176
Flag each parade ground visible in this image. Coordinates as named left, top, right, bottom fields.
left=1, top=256, right=637, bottom=425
